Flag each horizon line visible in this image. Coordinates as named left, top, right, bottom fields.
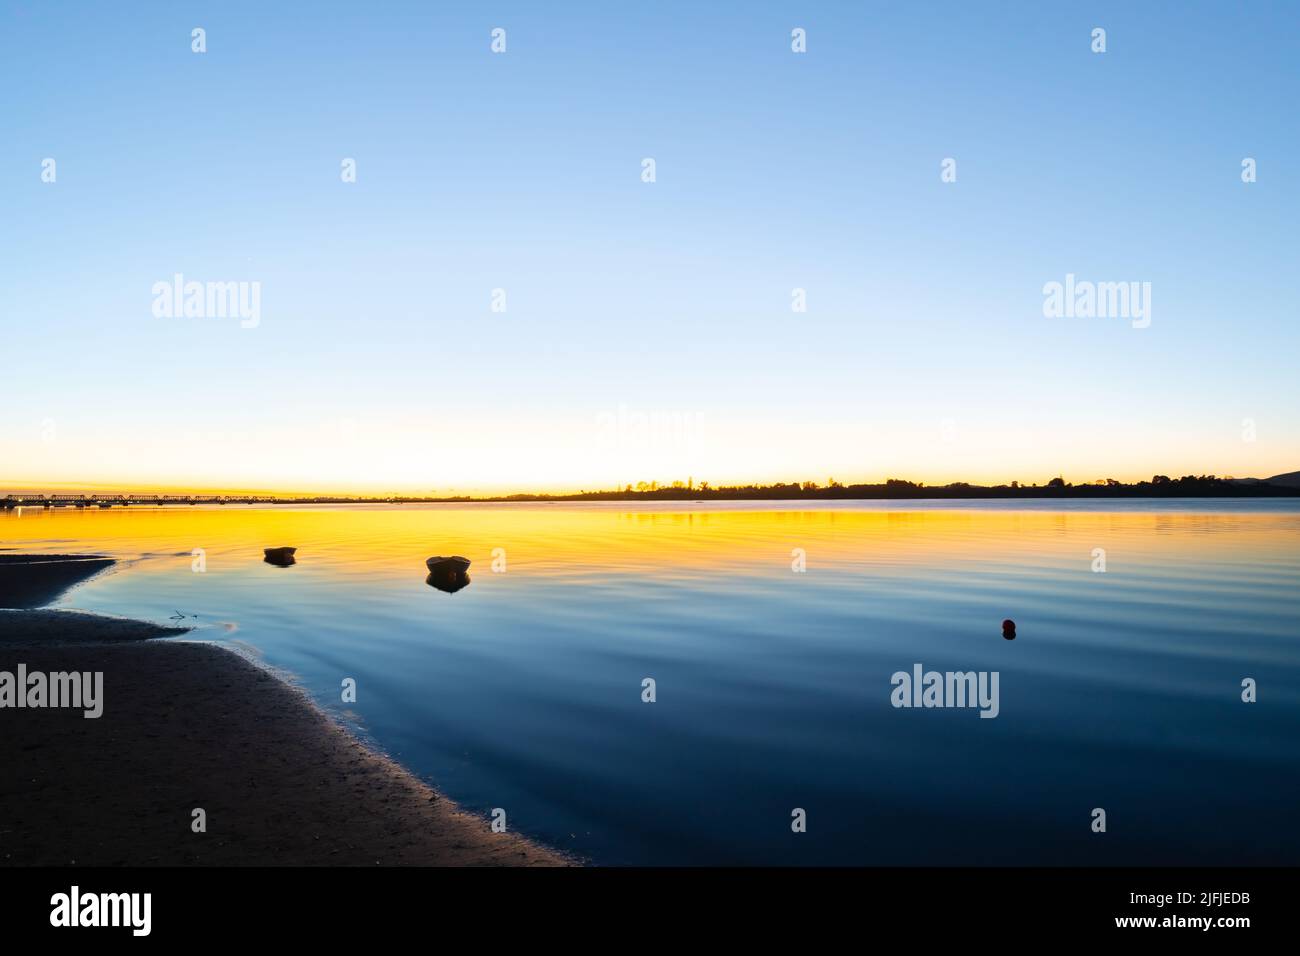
left=3, top=470, right=1297, bottom=503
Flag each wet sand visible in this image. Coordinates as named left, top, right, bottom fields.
left=0, top=562, right=571, bottom=866
left=0, top=554, right=115, bottom=609
left=0, top=608, right=189, bottom=643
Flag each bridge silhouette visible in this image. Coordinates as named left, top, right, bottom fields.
left=1, top=494, right=392, bottom=509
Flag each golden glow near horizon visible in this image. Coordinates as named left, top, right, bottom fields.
left=3, top=411, right=1294, bottom=496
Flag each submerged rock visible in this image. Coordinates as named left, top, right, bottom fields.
left=425, top=571, right=470, bottom=594
left=263, top=547, right=297, bottom=567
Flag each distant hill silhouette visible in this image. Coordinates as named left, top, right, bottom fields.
left=1228, top=471, right=1300, bottom=488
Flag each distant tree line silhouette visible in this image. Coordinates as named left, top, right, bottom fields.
left=502, top=475, right=1299, bottom=501
left=10, top=474, right=1295, bottom=507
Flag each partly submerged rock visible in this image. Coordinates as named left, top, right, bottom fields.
left=425, top=556, right=471, bottom=594
left=425, top=556, right=470, bottom=575
left=263, top=547, right=297, bottom=567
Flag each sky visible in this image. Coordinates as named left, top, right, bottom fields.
left=2, top=1, right=1298, bottom=494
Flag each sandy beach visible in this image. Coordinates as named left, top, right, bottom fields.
left=0, top=559, right=570, bottom=867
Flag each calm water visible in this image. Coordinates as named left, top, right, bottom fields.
left=4, top=500, right=1299, bottom=865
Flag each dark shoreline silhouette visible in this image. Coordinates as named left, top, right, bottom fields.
left=4, top=473, right=1298, bottom=506
left=0, top=554, right=114, bottom=609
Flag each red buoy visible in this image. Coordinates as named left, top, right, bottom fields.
left=1002, top=619, right=1016, bottom=640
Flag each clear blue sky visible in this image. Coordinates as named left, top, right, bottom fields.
left=2, top=1, right=1297, bottom=492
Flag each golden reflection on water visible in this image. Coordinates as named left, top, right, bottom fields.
left=3, top=504, right=1298, bottom=581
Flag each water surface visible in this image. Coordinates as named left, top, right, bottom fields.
left=4, top=500, right=1298, bottom=864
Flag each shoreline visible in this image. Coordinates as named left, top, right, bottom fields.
left=0, top=560, right=572, bottom=867
left=5, top=474, right=1300, bottom=508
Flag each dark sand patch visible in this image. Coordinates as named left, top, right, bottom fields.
left=0, top=608, right=189, bottom=643
left=0, top=555, right=115, bottom=609
left=0, top=638, right=571, bottom=866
